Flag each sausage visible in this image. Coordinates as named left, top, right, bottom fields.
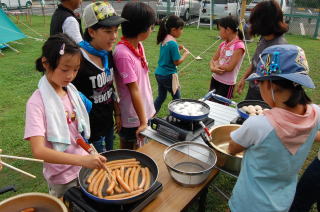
left=112, top=171, right=123, bottom=194
left=129, top=167, right=136, bottom=191
left=134, top=166, right=141, bottom=190
left=105, top=158, right=137, bottom=166
left=116, top=169, right=132, bottom=193
left=20, top=208, right=35, bottom=212
left=86, top=169, right=98, bottom=184
left=88, top=169, right=103, bottom=193
left=110, top=165, right=139, bottom=170
left=109, top=161, right=140, bottom=169
left=97, top=172, right=107, bottom=198
left=138, top=168, right=146, bottom=189
left=114, top=185, right=123, bottom=194
left=124, top=167, right=132, bottom=185
left=105, top=189, right=143, bottom=200
left=144, top=167, right=150, bottom=191
left=120, top=166, right=125, bottom=179
left=93, top=170, right=105, bottom=196
left=106, top=172, right=116, bottom=195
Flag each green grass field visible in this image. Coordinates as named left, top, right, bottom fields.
left=0, top=15, right=319, bottom=211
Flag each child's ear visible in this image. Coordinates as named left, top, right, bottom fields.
left=226, top=27, right=233, bottom=33
left=88, top=28, right=96, bottom=39
left=41, top=57, right=49, bottom=70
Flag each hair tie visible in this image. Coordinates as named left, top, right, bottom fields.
left=59, top=43, right=65, bottom=55
left=163, top=16, right=169, bottom=32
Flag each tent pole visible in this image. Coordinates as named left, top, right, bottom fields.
left=6, top=44, right=20, bottom=53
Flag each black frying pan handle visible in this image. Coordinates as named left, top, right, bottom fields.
left=0, top=186, right=16, bottom=195
left=211, top=93, right=237, bottom=106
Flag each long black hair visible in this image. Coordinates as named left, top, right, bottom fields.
left=35, top=33, right=80, bottom=73
left=157, top=15, right=184, bottom=45
left=272, top=79, right=311, bottom=107
left=217, top=16, right=243, bottom=40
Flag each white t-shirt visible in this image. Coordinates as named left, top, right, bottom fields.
left=62, top=16, right=83, bottom=44
left=231, top=115, right=273, bottom=148
left=231, top=105, right=320, bottom=153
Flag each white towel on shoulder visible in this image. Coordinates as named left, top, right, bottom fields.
left=38, top=76, right=90, bottom=152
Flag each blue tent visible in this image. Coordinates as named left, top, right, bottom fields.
left=0, top=9, right=26, bottom=46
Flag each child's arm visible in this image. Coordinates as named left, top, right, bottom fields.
left=173, top=48, right=189, bottom=66
left=228, top=139, right=246, bottom=155
left=237, top=63, right=253, bottom=94
left=29, top=136, right=106, bottom=169
left=209, top=49, right=224, bottom=74
left=127, top=82, right=148, bottom=138
left=218, top=49, right=244, bottom=72
left=113, top=101, right=121, bottom=133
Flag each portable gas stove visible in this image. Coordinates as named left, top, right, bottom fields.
left=63, top=181, right=162, bottom=212
left=150, top=116, right=215, bottom=142
left=230, top=116, right=246, bottom=125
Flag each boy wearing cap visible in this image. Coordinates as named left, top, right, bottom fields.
left=227, top=45, right=320, bottom=212
left=50, top=0, right=83, bottom=43
left=72, top=2, right=126, bottom=152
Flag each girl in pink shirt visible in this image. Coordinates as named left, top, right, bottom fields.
left=209, top=16, right=245, bottom=102
left=24, top=34, right=106, bottom=198
left=113, top=2, right=156, bottom=149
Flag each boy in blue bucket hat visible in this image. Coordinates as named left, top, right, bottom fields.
left=226, top=44, right=320, bottom=212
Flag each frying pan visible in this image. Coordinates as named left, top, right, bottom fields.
left=78, top=149, right=159, bottom=205
left=168, top=99, right=210, bottom=121
left=210, top=93, right=270, bottom=120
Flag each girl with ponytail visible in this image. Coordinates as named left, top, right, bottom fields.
left=154, top=15, right=189, bottom=113
left=209, top=15, right=245, bottom=103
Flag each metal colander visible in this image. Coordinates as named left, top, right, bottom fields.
left=163, top=142, right=217, bottom=187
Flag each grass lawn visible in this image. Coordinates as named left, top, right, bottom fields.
left=0, top=15, right=319, bottom=211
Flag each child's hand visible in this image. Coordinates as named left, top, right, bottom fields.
left=136, top=122, right=148, bottom=143
left=182, top=47, right=190, bottom=57
left=213, top=60, right=220, bottom=66
left=211, top=66, right=225, bottom=75
left=179, top=45, right=184, bottom=50
left=236, top=78, right=246, bottom=94
left=81, top=154, right=107, bottom=169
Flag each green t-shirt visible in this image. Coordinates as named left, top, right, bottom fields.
left=155, top=40, right=181, bottom=76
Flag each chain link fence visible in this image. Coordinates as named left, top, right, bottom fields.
left=284, top=0, right=320, bottom=39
